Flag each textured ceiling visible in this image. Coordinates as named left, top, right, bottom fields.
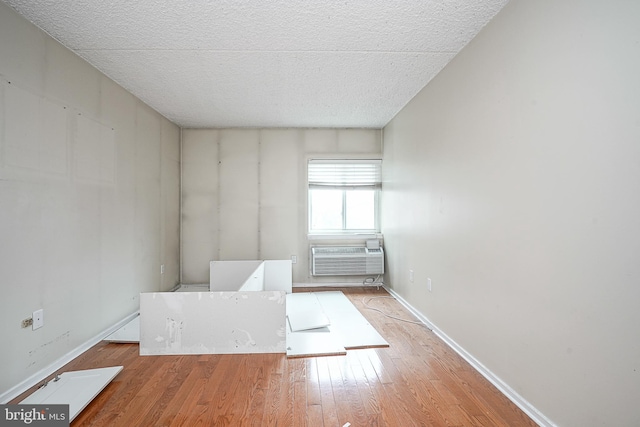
left=3, top=0, right=509, bottom=128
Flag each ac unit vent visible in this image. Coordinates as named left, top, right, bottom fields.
left=311, top=246, right=384, bottom=276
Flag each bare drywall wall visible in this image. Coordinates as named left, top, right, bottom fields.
left=0, top=2, right=180, bottom=398
left=382, top=0, right=640, bottom=425
left=181, top=128, right=382, bottom=284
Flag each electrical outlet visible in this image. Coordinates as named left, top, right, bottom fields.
left=21, top=317, right=33, bottom=328
left=291, top=255, right=297, bottom=264
left=160, top=264, right=165, bottom=274
left=409, top=270, right=414, bottom=282
left=427, top=278, right=432, bottom=292
left=32, top=309, right=44, bottom=330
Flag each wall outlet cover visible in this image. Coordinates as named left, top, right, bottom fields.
left=32, top=309, right=44, bottom=330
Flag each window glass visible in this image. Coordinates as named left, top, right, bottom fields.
left=310, top=189, right=343, bottom=230
left=346, top=190, right=375, bottom=230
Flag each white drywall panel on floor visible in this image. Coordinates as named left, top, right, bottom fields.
left=20, top=366, right=123, bottom=422
left=263, top=260, right=293, bottom=293
left=181, top=129, right=219, bottom=283
left=285, top=291, right=388, bottom=357
left=140, top=291, right=287, bottom=355
left=104, top=316, right=139, bottom=343
left=285, top=327, right=346, bottom=358
left=286, top=293, right=330, bottom=332
left=314, top=291, right=388, bottom=349
left=219, top=130, right=259, bottom=259
left=239, top=262, right=264, bottom=291
left=176, top=284, right=210, bottom=292
left=210, top=260, right=291, bottom=293
left=210, top=260, right=263, bottom=291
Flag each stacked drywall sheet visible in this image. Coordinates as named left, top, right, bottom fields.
left=286, top=291, right=389, bottom=357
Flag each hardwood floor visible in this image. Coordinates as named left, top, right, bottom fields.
left=11, top=287, right=537, bottom=426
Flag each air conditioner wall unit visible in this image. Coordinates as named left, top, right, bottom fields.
left=311, top=246, right=384, bottom=276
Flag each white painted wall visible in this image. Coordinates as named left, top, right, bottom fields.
left=382, top=0, right=640, bottom=425
left=181, top=128, right=382, bottom=284
left=0, top=3, right=180, bottom=397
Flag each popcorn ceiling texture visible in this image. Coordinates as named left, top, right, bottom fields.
left=3, top=0, right=510, bottom=128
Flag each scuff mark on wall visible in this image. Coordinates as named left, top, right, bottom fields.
left=26, top=331, right=71, bottom=369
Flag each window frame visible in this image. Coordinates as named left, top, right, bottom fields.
left=307, top=159, right=381, bottom=235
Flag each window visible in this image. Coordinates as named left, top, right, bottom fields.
left=308, top=159, right=381, bottom=233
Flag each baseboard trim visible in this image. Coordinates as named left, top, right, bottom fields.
left=0, top=311, right=139, bottom=404
left=293, top=282, right=384, bottom=288
left=383, top=286, right=555, bottom=427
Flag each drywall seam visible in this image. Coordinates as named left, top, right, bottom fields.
left=216, top=131, right=221, bottom=260
left=0, top=311, right=139, bottom=404
left=257, top=132, right=261, bottom=260
left=179, top=126, right=183, bottom=283
left=383, top=286, right=556, bottom=427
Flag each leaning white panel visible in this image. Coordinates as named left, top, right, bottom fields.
left=20, top=366, right=123, bottom=422
left=104, top=316, right=139, bottom=343
left=263, top=260, right=292, bottom=293
left=140, top=291, right=286, bottom=355
left=209, top=260, right=263, bottom=291
left=209, top=260, right=292, bottom=293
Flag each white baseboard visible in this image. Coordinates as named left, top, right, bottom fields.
left=0, top=311, right=139, bottom=404
left=383, top=286, right=555, bottom=427
left=293, top=282, right=384, bottom=288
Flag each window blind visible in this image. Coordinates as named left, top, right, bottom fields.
left=308, top=159, right=382, bottom=189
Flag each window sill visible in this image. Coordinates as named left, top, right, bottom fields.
left=307, top=233, right=383, bottom=241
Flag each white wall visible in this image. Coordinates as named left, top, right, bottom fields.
left=0, top=3, right=180, bottom=397
left=181, top=128, right=382, bottom=284
left=382, top=0, right=640, bottom=425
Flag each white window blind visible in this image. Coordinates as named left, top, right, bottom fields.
left=308, top=159, right=382, bottom=189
